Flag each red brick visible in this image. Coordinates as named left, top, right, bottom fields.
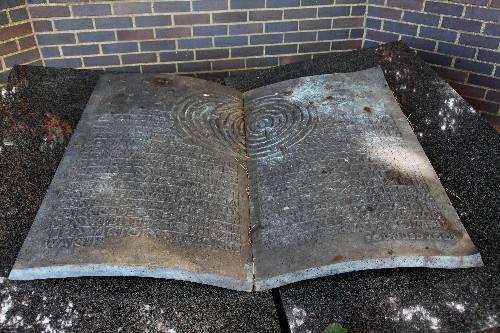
left=0, top=23, right=33, bottom=42
left=212, top=59, right=245, bottom=70
left=331, top=39, right=363, bottom=50
left=117, top=29, right=154, bottom=41
left=72, top=4, right=112, bottom=17
left=174, top=14, right=210, bottom=25
left=249, top=10, right=282, bottom=21
left=486, top=90, right=500, bottom=103
left=279, top=54, right=311, bottom=65
left=19, top=35, right=37, bottom=50
left=29, top=6, right=70, bottom=18
left=431, top=66, right=467, bottom=83
left=113, top=2, right=151, bottom=14
left=122, top=53, right=157, bottom=64
left=3, top=48, right=40, bottom=67
left=213, top=12, right=247, bottom=23
left=0, top=41, right=18, bottom=56
left=332, top=17, right=364, bottom=28
left=156, top=27, right=192, bottom=39
left=464, top=97, right=500, bottom=113
left=32, top=20, right=53, bottom=33
left=449, top=82, right=486, bottom=99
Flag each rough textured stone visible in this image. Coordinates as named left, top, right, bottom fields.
left=227, top=41, right=500, bottom=333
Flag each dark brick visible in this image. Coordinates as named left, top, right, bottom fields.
left=302, top=0, right=333, bottom=5
left=230, top=23, right=262, bottom=35
left=249, top=10, right=282, bottom=21
left=105, top=65, right=140, bottom=73
left=284, top=8, right=317, bottom=19
left=425, top=1, right=463, bottom=16
left=117, top=29, right=154, bottom=41
left=365, top=29, right=398, bottom=43
left=0, top=23, right=33, bottom=41
left=318, top=6, right=350, bottom=17
left=449, top=0, right=488, bottom=5
left=401, top=36, right=436, bottom=51
left=214, top=35, right=248, bottom=46
left=336, top=0, right=365, bottom=3
left=175, top=14, right=210, bottom=25
left=178, top=37, right=212, bottom=49
left=212, top=59, right=245, bottom=70
left=468, top=74, right=500, bottom=89
left=95, top=17, right=133, bottom=29
left=196, top=49, right=229, bottom=59
left=455, top=59, right=494, bottom=75
left=231, top=0, right=265, bottom=9
left=156, top=27, right=191, bottom=39
left=331, top=39, right=362, bottom=49
left=437, top=42, right=476, bottom=58
left=159, top=50, right=194, bottom=62
left=365, top=18, right=381, bottom=30
left=318, top=29, right=350, bottom=40
left=477, top=49, right=500, bottom=64
left=442, top=17, right=482, bottom=33
left=9, top=7, right=29, bottom=22
left=246, top=57, right=278, bottom=68
left=37, top=33, right=76, bottom=45
left=62, top=44, right=99, bottom=56
left=464, top=98, right=499, bottom=113
left=383, top=21, right=417, bottom=35
left=213, top=12, right=247, bottom=23
left=0, top=0, right=24, bottom=10
left=40, top=46, right=60, bottom=58
left=19, top=35, right=37, bottom=50
left=265, top=44, right=297, bottom=55
left=417, top=50, right=453, bottom=66
left=459, top=33, right=499, bottom=49
left=299, top=41, right=330, bottom=53
left=403, top=11, right=439, bottom=26
left=494, top=67, right=499, bottom=78
left=285, top=31, right=317, bottom=43
left=419, top=27, right=457, bottom=42
left=54, top=18, right=93, bottom=31
left=332, top=17, right=364, bottom=28
left=0, top=12, right=9, bottom=25
left=193, top=25, right=227, bottom=36
left=78, top=31, right=115, bottom=43
left=491, top=0, right=500, bottom=8
left=73, top=4, right=111, bottom=17
left=250, top=33, right=283, bottom=45
left=432, top=66, right=467, bottom=82
left=140, top=40, right=176, bottom=51
left=363, top=40, right=379, bottom=47
left=113, top=2, right=151, bottom=14
left=122, top=53, right=157, bottom=64
left=299, top=19, right=331, bottom=30
left=266, top=21, right=298, bottom=33
left=449, top=81, right=486, bottom=99
left=350, top=29, right=364, bottom=38
left=102, top=42, right=138, bottom=54
left=44, top=58, right=82, bottom=68
left=484, top=23, right=500, bottom=37
left=231, top=46, right=263, bottom=57
left=0, top=41, right=17, bottom=56
left=367, top=6, right=402, bottom=20
left=267, top=0, right=300, bottom=7
left=279, top=54, right=311, bottom=65
left=141, top=64, right=176, bottom=73
left=465, top=6, right=500, bottom=23
left=29, top=6, right=70, bottom=18
left=486, top=90, right=500, bottom=103
left=136, top=15, right=172, bottom=27
left=386, top=0, right=423, bottom=10
left=154, top=1, right=190, bottom=13
left=351, top=5, right=366, bottom=16
left=178, top=61, right=211, bottom=72
left=32, top=20, right=53, bottom=33
left=193, top=0, right=228, bottom=11
left=83, top=55, right=120, bottom=67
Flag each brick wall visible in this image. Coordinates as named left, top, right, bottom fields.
left=365, top=0, right=500, bottom=130
left=0, top=0, right=41, bottom=84
left=0, top=0, right=499, bottom=129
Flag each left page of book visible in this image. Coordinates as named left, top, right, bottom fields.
left=9, top=74, right=253, bottom=292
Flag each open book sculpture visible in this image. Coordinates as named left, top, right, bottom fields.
left=9, top=67, right=482, bottom=291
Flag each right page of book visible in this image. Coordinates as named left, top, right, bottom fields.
left=243, top=67, right=483, bottom=291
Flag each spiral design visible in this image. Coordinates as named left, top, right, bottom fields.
left=245, top=95, right=317, bottom=158
left=173, top=91, right=246, bottom=156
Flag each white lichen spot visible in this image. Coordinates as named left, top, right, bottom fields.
left=0, top=277, right=5, bottom=284
left=203, top=94, right=210, bottom=97
left=3, top=140, right=14, bottom=146
left=401, top=305, right=440, bottom=330
left=446, top=302, right=465, bottom=313
left=283, top=206, right=290, bottom=211
left=288, top=306, right=309, bottom=333
left=1, top=295, right=13, bottom=324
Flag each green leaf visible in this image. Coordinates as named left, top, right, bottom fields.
left=322, top=322, right=347, bottom=333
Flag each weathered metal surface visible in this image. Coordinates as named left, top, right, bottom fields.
left=244, top=67, right=482, bottom=291
left=9, top=73, right=253, bottom=291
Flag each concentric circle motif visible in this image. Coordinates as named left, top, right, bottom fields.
left=245, top=95, right=317, bottom=158
left=173, top=91, right=246, bottom=157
